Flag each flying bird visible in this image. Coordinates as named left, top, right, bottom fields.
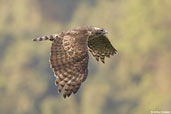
left=33, top=26, right=117, bottom=98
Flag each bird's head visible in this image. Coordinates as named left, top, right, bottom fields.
left=87, top=27, right=108, bottom=38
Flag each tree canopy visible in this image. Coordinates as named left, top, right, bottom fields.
left=0, top=0, right=170, bottom=114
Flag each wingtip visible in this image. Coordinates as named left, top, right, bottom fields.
left=63, top=93, right=72, bottom=98
left=63, top=94, right=67, bottom=98
left=115, top=50, right=118, bottom=55
left=112, top=49, right=118, bottom=55
left=101, top=59, right=105, bottom=64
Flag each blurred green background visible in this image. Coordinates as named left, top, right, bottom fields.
left=0, top=0, right=170, bottom=114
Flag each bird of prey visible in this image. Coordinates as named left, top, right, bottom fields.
left=33, top=26, right=117, bottom=98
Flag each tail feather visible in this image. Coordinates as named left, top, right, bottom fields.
left=32, top=34, right=58, bottom=41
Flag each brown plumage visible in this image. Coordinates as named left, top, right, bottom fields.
left=33, top=26, right=117, bottom=98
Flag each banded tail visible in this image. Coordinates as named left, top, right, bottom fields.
left=32, top=34, right=58, bottom=41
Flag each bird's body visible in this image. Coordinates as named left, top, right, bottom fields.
left=33, top=26, right=117, bottom=98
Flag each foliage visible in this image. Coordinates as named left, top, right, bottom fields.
left=0, top=0, right=170, bottom=114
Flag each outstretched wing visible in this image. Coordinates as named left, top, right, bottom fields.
left=88, top=35, right=117, bottom=63
left=50, top=34, right=89, bottom=98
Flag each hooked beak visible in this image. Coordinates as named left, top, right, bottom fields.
left=102, top=29, right=108, bottom=34
left=103, top=29, right=108, bottom=34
